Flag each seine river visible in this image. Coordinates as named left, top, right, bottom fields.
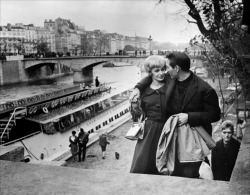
left=0, top=63, right=143, bottom=105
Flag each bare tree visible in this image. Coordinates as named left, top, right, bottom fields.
left=158, top=0, right=250, bottom=99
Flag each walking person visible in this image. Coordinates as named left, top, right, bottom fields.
left=78, top=128, right=89, bottom=162
left=69, top=131, right=78, bottom=162
left=130, top=52, right=221, bottom=178
left=130, top=55, right=168, bottom=175
left=99, top=132, right=110, bottom=159
left=211, top=120, right=240, bottom=181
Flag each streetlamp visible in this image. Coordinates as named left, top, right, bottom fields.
left=148, top=35, right=152, bottom=55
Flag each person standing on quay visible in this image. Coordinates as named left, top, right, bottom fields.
left=69, top=131, right=78, bottom=162
left=78, top=128, right=89, bottom=162
left=99, top=132, right=110, bottom=159
left=211, top=120, right=240, bottom=181
left=130, top=52, right=221, bottom=178
left=95, top=76, right=100, bottom=87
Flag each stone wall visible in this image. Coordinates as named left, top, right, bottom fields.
left=1, top=61, right=20, bottom=84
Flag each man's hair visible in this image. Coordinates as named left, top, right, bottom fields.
left=80, top=128, right=84, bottom=132
left=72, top=131, right=76, bottom=135
left=166, top=52, right=190, bottom=72
left=221, top=120, right=234, bottom=133
left=144, top=55, right=166, bottom=74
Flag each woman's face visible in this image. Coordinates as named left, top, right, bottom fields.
left=151, top=66, right=166, bottom=82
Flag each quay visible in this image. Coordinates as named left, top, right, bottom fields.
left=0, top=119, right=250, bottom=194
left=1, top=103, right=250, bottom=194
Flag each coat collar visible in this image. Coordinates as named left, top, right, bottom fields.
left=143, top=84, right=166, bottom=96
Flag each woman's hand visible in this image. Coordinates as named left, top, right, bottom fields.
left=129, top=88, right=140, bottom=102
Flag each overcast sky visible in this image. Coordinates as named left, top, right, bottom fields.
left=0, top=0, right=201, bottom=44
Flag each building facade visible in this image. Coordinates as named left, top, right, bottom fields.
left=36, top=27, right=56, bottom=52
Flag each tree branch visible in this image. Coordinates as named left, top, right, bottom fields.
left=187, top=19, right=197, bottom=24
left=184, top=0, right=209, bottom=35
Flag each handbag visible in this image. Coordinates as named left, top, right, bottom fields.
left=199, top=161, right=214, bottom=180
left=125, top=114, right=146, bottom=140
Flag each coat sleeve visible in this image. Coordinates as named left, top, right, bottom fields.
left=211, top=147, right=218, bottom=180
left=135, top=75, right=152, bottom=92
left=188, top=87, right=221, bottom=127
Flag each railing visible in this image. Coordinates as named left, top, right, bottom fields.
left=0, top=107, right=27, bottom=144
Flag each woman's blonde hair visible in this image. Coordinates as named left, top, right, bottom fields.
left=144, top=55, right=167, bottom=74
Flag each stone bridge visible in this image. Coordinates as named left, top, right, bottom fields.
left=23, top=56, right=147, bottom=70
left=0, top=56, right=147, bottom=85
left=0, top=55, right=203, bottom=85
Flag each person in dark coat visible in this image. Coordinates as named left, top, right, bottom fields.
left=69, top=131, right=78, bottom=162
left=130, top=52, right=221, bottom=178
left=99, top=132, right=110, bottom=159
left=211, top=120, right=240, bottom=181
left=95, top=76, right=100, bottom=87
left=130, top=55, right=168, bottom=175
left=78, top=128, right=89, bottom=162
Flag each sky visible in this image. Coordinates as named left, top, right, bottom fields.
left=0, top=0, right=201, bottom=44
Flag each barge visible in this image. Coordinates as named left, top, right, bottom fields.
left=0, top=83, right=133, bottom=161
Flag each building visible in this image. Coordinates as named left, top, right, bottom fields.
left=45, top=18, right=83, bottom=55
left=0, top=23, right=27, bottom=54
left=24, top=24, right=37, bottom=54
left=36, top=27, right=56, bottom=53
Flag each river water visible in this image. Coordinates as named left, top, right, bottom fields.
left=0, top=63, right=143, bottom=105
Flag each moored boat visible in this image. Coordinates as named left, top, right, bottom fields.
left=0, top=83, right=133, bottom=162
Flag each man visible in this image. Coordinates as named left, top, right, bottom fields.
left=95, top=76, right=100, bottom=87
left=211, top=120, right=240, bottom=181
left=78, top=128, right=89, bottom=162
left=130, top=52, right=221, bottom=178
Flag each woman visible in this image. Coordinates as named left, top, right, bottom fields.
left=99, top=132, right=110, bottom=159
left=69, top=130, right=78, bottom=162
left=130, top=55, right=168, bottom=175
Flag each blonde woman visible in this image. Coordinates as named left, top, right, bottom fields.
left=130, top=55, right=168, bottom=174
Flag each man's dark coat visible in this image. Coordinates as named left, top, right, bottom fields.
left=211, top=138, right=240, bottom=181
left=136, top=72, right=221, bottom=135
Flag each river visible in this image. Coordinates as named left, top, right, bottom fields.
left=0, top=63, right=143, bottom=105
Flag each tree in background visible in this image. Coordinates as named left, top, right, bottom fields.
left=81, top=35, right=95, bottom=55
left=124, top=45, right=136, bottom=51
left=158, top=0, right=250, bottom=99
left=0, top=39, right=7, bottom=54
left=37, top=42, right=49, bottom=54
left=94, top=34, right=110, bottom=55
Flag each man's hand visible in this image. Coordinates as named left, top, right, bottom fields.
left=177, top=113, right=188, bottom=126
left=129, top=88, right=140, bottom=102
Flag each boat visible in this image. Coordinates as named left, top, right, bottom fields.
left=0, top=83, right=133, bottom=162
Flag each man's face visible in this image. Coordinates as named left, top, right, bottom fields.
left=166, top=59, right=178, bottom=79
left=221, top=127, right=233, bottom=144
left=151, top=66, right=166, bottom=82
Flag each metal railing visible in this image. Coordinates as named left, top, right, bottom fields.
left=0, top=107, right=27, bottom=144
